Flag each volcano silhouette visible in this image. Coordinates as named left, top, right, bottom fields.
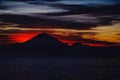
left=23, top=33, right=68, bottom=48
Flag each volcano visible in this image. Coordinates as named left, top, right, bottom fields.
left=0, top=33, right=69, bottom=54
left=23, top=33, right=68, bottom=48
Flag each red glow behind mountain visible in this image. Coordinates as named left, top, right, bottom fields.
left=8, top=33, right=107, bottom=47
left=23, top=33, right=68, bottom=48
left=9, top=33, right=39, bottom=43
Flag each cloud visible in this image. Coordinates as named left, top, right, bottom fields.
left=0, top=35, right=14, bottom=44
left=0, top=2, right=120, bottom=46
left=44, top=0, right=62, bottom=2
left=0, top=1, right=120, bottom=30
left=117, top=34, right=120, bottom=35
left=53, top=32, right=120, bottom=46
left=0, top=1, right=68, bottom=14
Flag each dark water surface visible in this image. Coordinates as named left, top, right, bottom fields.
left=0, top=57, right=120, bottom=80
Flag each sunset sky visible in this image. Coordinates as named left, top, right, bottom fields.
left=0, top=0, right=120, bottom=47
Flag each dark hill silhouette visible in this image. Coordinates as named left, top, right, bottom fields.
left=0, top=33, right=120, bottom=57
left=17, top=33, right=69, bottom=54
left=71, top=42, right=84, bottom=48
left=69, top=42, right=91, bottom=56
left=23, top=33, right=67, bottom=47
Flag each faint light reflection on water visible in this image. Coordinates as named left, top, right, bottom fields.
left=0, top=57, right=120, bottom=80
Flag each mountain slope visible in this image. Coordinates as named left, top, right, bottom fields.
left=23, top=33, right=68, bottom=48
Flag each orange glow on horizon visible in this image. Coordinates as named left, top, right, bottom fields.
left=8, top=33, right=75, bottom=46
left=83, top=43, right=107, bottom=47
left=0, top=21, right=120, bottom=47
left=9, top=34, right=107, bottom=47
left=6, top=32, right=119, bottom=47
left=9, top=33, right=39, bottom=43
left=59, top=39, right=75, bottom=46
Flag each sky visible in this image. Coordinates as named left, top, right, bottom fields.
left=60, top=0, right=119, bottom=5
left=0, top=0, right=120, bottom=47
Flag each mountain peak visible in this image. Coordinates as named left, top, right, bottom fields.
left=23, top=33, right=67, bottom=47
left=35, top=33, right=53, bottom=38
left=71, top=42, right=84, bottom=48
left=71, top=42, right=83, bottom=46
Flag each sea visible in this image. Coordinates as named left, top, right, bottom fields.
left=0, top=56, right=120, bottom=80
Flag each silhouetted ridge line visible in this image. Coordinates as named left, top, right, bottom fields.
left=71, top=42, right=83, bottom=47
left=23, top=33, right=68, bottom=47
